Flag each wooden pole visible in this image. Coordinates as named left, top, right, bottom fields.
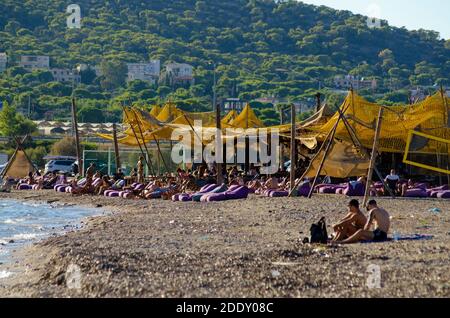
left=363, top=107, right=384, bottom=207
left=439, top=86, right=450, bottom=186
left=153, top=136, right=169, bottom=174
left=288, top=102, right=351, bottom=197
left=216, top=103, right=224, bottom=184
left=112, top=123, right=121, bottom=173
left=335, top=107, right=394, bottom=197
left=307, top=116, right=341, bottom=198
left=279, top=106, right=284, bottom=169
left=131, top=109, right=156, bottom=176
left=71, top=97, right=82, bottom=176
left=290, top=104, right=296, bottom=193
left=122, top=106, right=154, bottom=177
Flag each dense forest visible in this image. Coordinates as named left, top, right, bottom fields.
left=0, top=0, right=449, bottom=126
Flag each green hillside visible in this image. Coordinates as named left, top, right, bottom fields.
left=0, top=0, right=449, bottom=124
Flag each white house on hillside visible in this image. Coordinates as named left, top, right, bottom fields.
left=165, top=62, right=194, bottom=86
left=50, top=68, right=81, bottom=84
left=127, top=60, right=160, bottom=84
left=0, top=53, right=7, bottom=72
left=19, top=55, right=50, bottom=70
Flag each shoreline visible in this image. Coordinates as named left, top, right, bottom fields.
left=0, top=190, right=449, bottom=297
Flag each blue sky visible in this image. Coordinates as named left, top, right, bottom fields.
left=299, top=0, right=450, bottom=39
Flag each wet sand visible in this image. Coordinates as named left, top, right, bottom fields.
left=0, top=190, right=449, bottom=298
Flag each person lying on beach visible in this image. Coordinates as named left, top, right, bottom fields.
left=401, top=179, right=415, bottom=197
left=336, top=200, right=390, bottom=244
left=331, top=199, right=368, bottom=242
left=72, top=176, right=95, bottom=195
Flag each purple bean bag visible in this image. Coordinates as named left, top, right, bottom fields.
left=123, top=192, right=133, bottom=199
left=404, top=188, right=428, bottom=198
left=269, top=190, right=288, bottom=197
left=196, top=184, right=226, bottom=202
left=32, top=184, right=40, bottom=190
left=414, top=183, right=428, bottom=190
left=56, top=185, right=68, bottom=192
left=429, top=191, right=441, bottom=198
left=319, top=186, right=335, bottom=194
left=431, top=185, right=449, bottom=191
left=18, top=184, right=32, bottom=190
left=437, top=191, right=450, bottom=199
left=107, top=191, right=120, bottom=197
left=343, top=182, right=365, bottom=197
left=225, top=186, right=249, bottom=200
left=172, top=194, right=181, bottom=202
left=297, top=183, right=311, bottom=197
left=179, top=194, right=192, bottom=202
left=205, top=192, right=228, bottom=202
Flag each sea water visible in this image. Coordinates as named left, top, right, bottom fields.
left=0, top=199, right=103, bottom=277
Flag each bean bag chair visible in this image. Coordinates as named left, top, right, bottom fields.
left=108, top=191, right=120, bottom=197
left=56, top=185, right=68, bottom=192
left=414, top=183, right=428, bottom=190
left=297, top=182, right=311, bottom=197
left=319, top=186, right=336, bottom=194
left=343, top=182, right=365, bottom=197
left=179, top=194, right=192, bottom=202
left=404, top=188, right=428, bottom=198
left=18, top=184, right=32, bottom=190
left=201, top=185, right=241, bottom=202
left=205, top=192, right=228, bottom=202
left=225, top=186, right=249, bottom=200
left=269, top=190, right=289, bottom=197
left=431, top=185, right=449, bottom=191
left=31, top=184, right=40, bottom=190
left=437, top=191, right=450, bottom=199
left=172, top=194, right=181, bottom=202
left=122, top=192, right=133, bottom=199
left=429, top=191, right=441, bottom=198
left=195, top=184, right=227, bottom=202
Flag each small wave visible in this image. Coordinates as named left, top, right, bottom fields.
left=0, top=270, right=13, bottom=279
left=10, top=233, right=43, bottom=241
left=3, top=218, right=26, bottom=224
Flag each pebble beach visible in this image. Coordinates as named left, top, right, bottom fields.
left=0, top=190, right=448, bottom=298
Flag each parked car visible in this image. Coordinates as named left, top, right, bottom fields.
left=44, top=156, right=76, bottom=174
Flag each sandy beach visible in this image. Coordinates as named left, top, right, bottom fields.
left=0, top=190, right=448, bottom=298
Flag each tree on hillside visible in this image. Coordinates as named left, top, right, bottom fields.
left=0, top=102, right=37, bottom=137
left=100, top=60, right=127, bottom=91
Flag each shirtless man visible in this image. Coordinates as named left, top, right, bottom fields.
left=338, top=200, right=390, bottom=244
left=332, top=199, right=368, bottom=241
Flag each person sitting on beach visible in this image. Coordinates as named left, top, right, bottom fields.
left=86, top=163, right=97, bottom=179
left=337, top=200, right=390, bottom=244
left=97, top=175, right=112, bottom=195
left=384, top=169, right=400, bottom=196
left=332, top=199, right=368, bottom=242
left=264, top=175, right=279, bottom=190
left=0, top=177, right=14, bottom=193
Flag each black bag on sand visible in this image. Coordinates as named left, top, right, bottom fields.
left=309, top=217, right=328, bottom=244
